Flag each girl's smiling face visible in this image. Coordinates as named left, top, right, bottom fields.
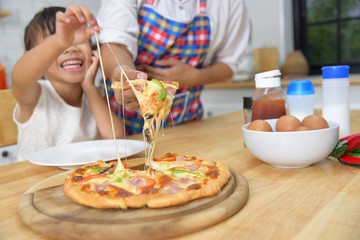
left=45, top=41, right=93, bottom=84
left=23, top=6, right=93, bottom=85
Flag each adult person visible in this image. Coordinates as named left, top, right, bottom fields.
left=97, top=0, right=250, bottom=135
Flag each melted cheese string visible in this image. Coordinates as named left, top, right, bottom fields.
left=95, top=31, right=173, bottom=173
left=96, top=31, right=152, bottom=172
left=98, top=31, right=158, bottom=167
left=95, top=33, right=124, bottom=172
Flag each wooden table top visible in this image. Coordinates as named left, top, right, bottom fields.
left=1, top=110, right=360, bottom=240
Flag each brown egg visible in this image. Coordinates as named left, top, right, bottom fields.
left=276, top=115, right=302, bottom=132
left=247, top=120, right=273, bottom=132
left=294, top=125, right=310, bottom=131
left=302, top=115, right=328, bottom=130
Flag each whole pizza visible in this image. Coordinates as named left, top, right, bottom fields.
left=63, top=153, right=230, bottom=209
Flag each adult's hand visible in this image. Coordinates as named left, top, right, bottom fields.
left=140, top=59, right=233, bottom=89
left=139, top=59, right=200, bottom=88
left=112, top=65, right=148, bottom=112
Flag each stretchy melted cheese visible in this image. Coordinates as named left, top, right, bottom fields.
left=111, top=79, right=179, bottom=169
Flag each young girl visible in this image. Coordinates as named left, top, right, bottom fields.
left=12, top=4, right=124, bottom=161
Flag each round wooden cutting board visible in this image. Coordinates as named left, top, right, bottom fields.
left=18, top=168, right=249, bottom=240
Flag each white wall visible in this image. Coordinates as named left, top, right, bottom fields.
left=245, top=0, right=294, bottom=64
left=0, top=0, right=101, bottom=88
left=0, top=0, right=294, bottom=88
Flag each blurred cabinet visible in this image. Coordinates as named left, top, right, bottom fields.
left=201, top=88, right=253, bottom=119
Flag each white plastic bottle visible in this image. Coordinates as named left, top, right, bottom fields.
left=322, top=65, right=350, bottom=138
left=286, top=80, right=315, bottom=121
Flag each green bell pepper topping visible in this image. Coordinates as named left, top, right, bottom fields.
left=151, top=78, right=166, bottom=101
left=91, top=168, right=102, bottom=174
left=171, top=169, right=207, bottom=179
left=116, top=172, right=129, bottom=183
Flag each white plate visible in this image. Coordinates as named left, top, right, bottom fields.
left=28, top=139, right=148, bottom=170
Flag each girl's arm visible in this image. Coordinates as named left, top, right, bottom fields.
left=12, top=4, right=100, bottom=122
left=12, top=36, right=66, bottom=121
left=82, top=51, right=125, bottom=139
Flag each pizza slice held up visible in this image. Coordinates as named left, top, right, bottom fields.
left=111, top=79, right=178, bottom=121
left=112, top=79, right=179, bottom=167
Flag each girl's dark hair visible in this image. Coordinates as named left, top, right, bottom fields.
left=24, top=7, right=65, bottom=51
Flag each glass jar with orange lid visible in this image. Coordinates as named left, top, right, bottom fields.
left=251, top=70, right=286, bottom=121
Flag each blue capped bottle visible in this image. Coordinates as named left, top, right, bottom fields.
left=322, top=65, right=350, bottom=138
left=286, top=80, right=315, bottom=121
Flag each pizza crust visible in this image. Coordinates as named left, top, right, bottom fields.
left=63, top=177, right=127, bottom=209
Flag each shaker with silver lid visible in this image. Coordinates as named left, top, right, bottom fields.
left=322, top=65, right=350, bottom=138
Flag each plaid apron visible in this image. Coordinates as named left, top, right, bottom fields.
left=105, top=0, right=210, bottom=135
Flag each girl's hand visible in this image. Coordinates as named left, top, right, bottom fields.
left=55, top=4, right=100, bottom=49
left=82, top=51, right=99, bottom=91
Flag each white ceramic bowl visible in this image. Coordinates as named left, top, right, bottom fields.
left=242, top=119, right=339, bottom=168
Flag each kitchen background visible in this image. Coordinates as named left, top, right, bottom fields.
left=0, top=0, right=293, bottom=86
left=0, top=0, right=359, bottom=116
left=1, top=0, right=359, bottom=164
